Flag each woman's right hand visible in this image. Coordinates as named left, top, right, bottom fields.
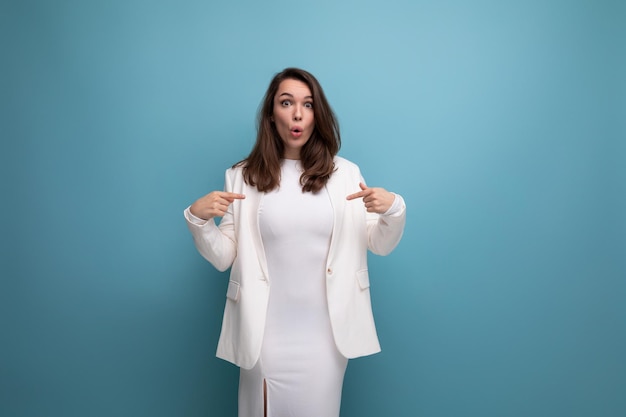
left=189, top=191, right=245, bottom=220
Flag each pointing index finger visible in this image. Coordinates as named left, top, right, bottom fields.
left=221, top=192, right=246, bottom=201
left=346, top=183, right=370, bottom=201
left=346, top=190, right=367, bottom=200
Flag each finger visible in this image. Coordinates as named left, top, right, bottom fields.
left=346, top=190, right=368, bottom=200
left=216, top=200, right=232, bottom=210
left=220, top=192, right=246, bottom=201
left=347, top=183, right=371, bottom=200
left=211, top=202, right=231, bottom=217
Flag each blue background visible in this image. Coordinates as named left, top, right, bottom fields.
left=2, top=0, right=624, bottom=416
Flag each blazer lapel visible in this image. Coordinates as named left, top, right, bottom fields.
left=245, top=185, right=269, bottom=280
left=325, top=169, right=346, bottom=266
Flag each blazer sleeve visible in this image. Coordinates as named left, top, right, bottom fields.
left=184, top=170, right=237, bottom=272
left=363, top=177, right=407, bottom=256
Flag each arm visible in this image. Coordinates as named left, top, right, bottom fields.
left=365, top=193, right=406, bottom=255
left=347, top=182, right=407, bottom=256
left=184, top=171, right=244, bottom=271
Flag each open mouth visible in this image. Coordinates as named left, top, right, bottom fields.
left=291, top=127, right=303, bottom=138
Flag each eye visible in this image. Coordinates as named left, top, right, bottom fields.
left=281, top=100, right=292, bottom=107
left=304, top=102, right=313, bottom=109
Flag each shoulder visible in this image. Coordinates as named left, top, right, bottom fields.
left=222, top=163, right=248, bottom=191
left=225, top=162, right=245, bottom=178
left=330, top=156, right=362, bottom=187
left=333, top=155, right=362, bottom=177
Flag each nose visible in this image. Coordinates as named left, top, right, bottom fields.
left=293, top=105, right=302, bottom=121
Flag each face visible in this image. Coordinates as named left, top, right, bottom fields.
left=271, top=78, right=315, bottom=160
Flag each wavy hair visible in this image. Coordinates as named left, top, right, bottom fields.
left=236, top=68, right=341, bottom=193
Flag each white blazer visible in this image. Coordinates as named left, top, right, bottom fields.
left=185, top=156, right=406, bottom=369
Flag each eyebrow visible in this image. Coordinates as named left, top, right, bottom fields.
left=278, top=92, right=313, bottom=99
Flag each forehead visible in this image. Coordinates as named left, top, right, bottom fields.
left=275, top=78, right=312, bottom=98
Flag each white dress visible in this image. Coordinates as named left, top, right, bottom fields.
left=238, top=159, right=348, bottom=417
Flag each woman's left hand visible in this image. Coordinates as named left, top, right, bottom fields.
left=346, top=182, right=395, bottom=214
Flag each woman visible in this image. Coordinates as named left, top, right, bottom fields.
left=184, top=68, right=406, bottom=417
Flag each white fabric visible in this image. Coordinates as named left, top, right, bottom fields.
left=183, top=156, right=406, bottom=368
left=383, top=192, right=404, bottom=217
left=238, top=159, right=347, bottom=417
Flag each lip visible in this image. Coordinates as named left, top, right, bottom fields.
left=290, top=127, right=303, bottom=138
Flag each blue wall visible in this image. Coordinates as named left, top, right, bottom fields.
left=2, top=1, right=624, bottom=416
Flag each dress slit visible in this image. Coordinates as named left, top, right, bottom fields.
left=263, top=379, right=268, bottom=417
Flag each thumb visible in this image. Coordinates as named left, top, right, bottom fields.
left=359, top=182, right=368, bottom=191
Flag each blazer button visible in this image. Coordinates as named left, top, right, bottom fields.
left=327, top=267, right=333, bottom=275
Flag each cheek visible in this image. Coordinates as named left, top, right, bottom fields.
left=276, top=113, right=291, bottom=127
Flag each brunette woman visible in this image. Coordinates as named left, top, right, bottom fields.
left=185, top=68, right=406, bottom=417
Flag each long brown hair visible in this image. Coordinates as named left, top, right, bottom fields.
left=236, top=68, right=341, bottom=193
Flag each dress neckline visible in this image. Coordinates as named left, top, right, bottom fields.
left=281, top=159, right=303, bottom=173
